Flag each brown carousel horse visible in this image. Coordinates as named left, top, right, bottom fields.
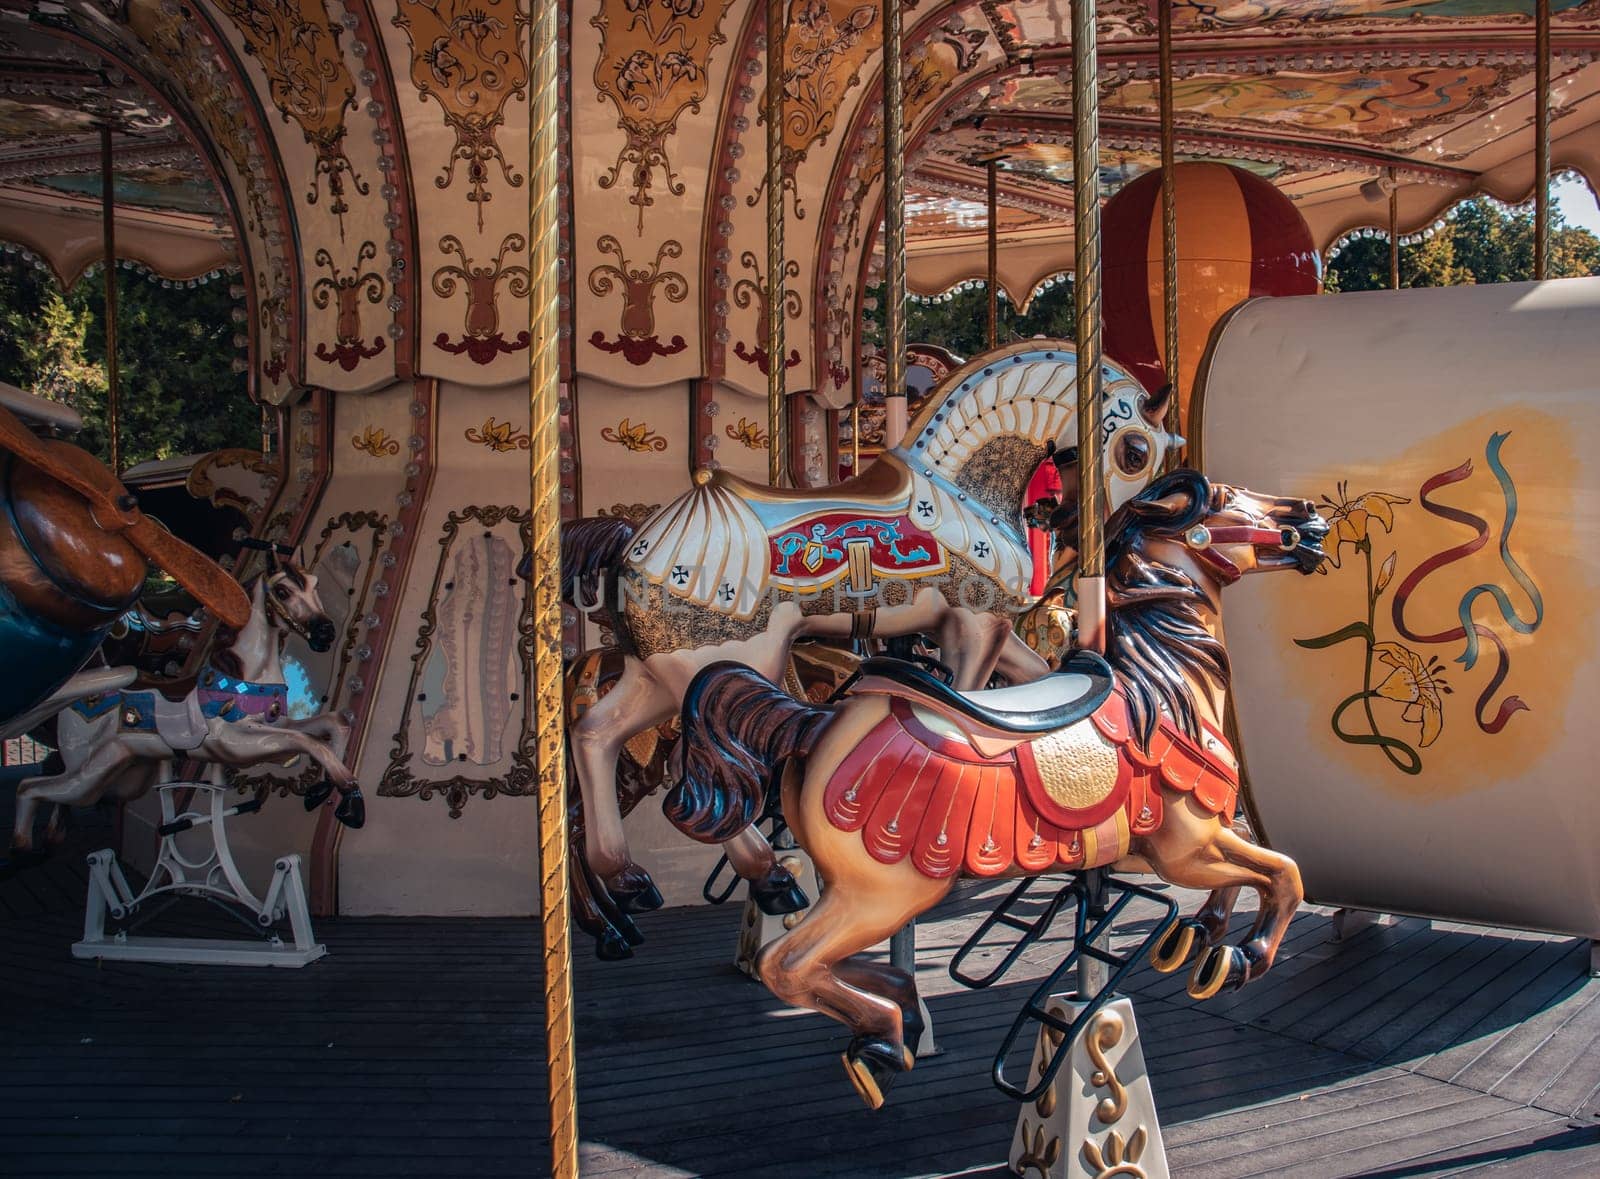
left=672, top=470, right=1327, bottom=1107
left=562, top=343, right=1181, bottom=917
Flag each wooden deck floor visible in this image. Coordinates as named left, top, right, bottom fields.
left=3, top=783, right=1599, bottom=1177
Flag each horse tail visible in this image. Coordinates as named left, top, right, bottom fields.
left=558, top=516, right=635, bottom=608
left=666, top=662, right=834, bottom=844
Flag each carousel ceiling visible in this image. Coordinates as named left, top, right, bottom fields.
left=0, top=0, right=1590, bottom=407
left=0, top=20, right=232, bottom=286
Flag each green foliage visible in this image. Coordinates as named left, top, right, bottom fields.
left=864, top=277, right=1076, bottom=360
left=0, top=254, right=256, bottom=467
left=1325, top=197, right=1600, bottom=293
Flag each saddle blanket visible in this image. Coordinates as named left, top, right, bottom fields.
left=72, top=665, right=289, bottom=749
left=822, top=690, right=1238, bottom=879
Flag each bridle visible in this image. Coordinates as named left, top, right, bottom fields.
left=1181, top=499, right=1305, bottom=586
left=238, top=536, right=318, bottom=643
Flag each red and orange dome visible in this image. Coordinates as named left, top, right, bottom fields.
left=1103, top=162, right=1321, bottom=420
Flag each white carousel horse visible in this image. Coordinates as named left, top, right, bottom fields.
left=5, top=543, right=363, bottom=869
left=562, top=340, right=1182, bottom=909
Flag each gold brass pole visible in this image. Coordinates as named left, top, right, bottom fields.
left=882, top=0, right=907, bottom=443
left=765, top=0, right=787, bottom=485
left=1388, top=179, right=1400, bottom=290
left=851, top=399, right=861, bottom=473
left=1072, top=0, right=1105, bottom=657
left=529, top=1, right=577, bottom=1174
left=100, top=126, right=120, bottom=475
left=1157, top=0, right=1178, bottom=432
left=986, top=158, right=999, bottom=349
left=1535, top=0, right=1551, bottom=280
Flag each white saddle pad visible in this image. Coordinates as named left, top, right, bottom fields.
left=153, top=692, right=208, bottom=750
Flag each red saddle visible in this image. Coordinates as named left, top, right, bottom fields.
left=821, top=686, right=1238, bottom=880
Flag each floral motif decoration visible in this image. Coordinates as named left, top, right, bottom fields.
left=600, top=418, right=668, bottom=453
left=751, top=0, right=879, bottom=217
left=598, top=501, right=661, bottom=527
left=432, top=233, right=531, bottom=363
left=215, top=0, right=364, bottom=235
left=591, top=0, right=734, bottom=232
left=725, top=417, right=768, bottom=450
left=312, top=241, right=386, bottom=371
left=732, top=251, right=801, bottom=375
left=465, top=416, right=532, bottom=452
left=352, top=426, right=401, bottom=457
left=394, top=0, right=528, bottom=230
left=1296, top=432, right=1544, bottom=775
left=588, top=235, right=689, bottom=364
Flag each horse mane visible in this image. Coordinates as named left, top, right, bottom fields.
left=1103, top=470, right=1231, bottom=750
left=560, top=516, right=636, bottom=608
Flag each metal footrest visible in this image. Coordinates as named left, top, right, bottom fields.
left=959, top=873, right=1178, bottom=1103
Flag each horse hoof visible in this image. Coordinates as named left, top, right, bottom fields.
left=751, top=873, right=811, bottom=916
left=1187, top=944, right=1248, bottom=1000
left=595, top=929, right=634, bottom=962
left=334, top=787, right=366, bottom=829
left=304, top=779, right=335, bottom=811
left=1150, top=919, right=1203, bottom=974
left=841, top=1035, right=911, bottom=1110
left=612, top=909, right=646, bottom=947
left=610, top=880, right=664, bottom=914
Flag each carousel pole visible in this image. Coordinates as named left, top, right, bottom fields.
left=986, top=158, right=999, bottom=349
left=529, top=0, right=578, bottom=1175
left=1073, top=0, right=1106, bottom=662
left=1157, top=0, right=1179, bottom=441
left=881, top=0, right=907, bottom=445
left=765, top=0, right=788, bottom=485
left=100, top=126, right=120, bottom=476
left=1389, top=176, right=1401, bottom=290
left=1535, top=0, right=1551, bottom=280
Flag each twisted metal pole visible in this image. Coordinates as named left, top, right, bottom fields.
left=529, top=1, right=577, bottom=1173
left=987, top=158, right=999, bottom=349
left=882, top=0, right=907, bottom=444
left=1389, top=180, right=1401, bottom=290
left=1157, top=0, right=1178, bottom=434
left=766, top=0, right=788, bottom=485
left=1535, top=0, right=1551, bottom=280
left=100, top=126, right=121, bottom=475
left=1073, top=0, right=1106, bottom=660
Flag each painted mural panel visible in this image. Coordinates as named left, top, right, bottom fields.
left=1198, top=279, right=1600, bottom=938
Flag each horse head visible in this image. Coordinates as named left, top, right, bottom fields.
left=258, top=547, right=337, bottom=653
left=1107, top=470, right=1326, bottom=591
left=895, top=344, right=1184, bottom=531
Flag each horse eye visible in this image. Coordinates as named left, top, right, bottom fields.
left=273, top=586, right=289, bottom=600
left=1114, top=433, right=1151, bottom=475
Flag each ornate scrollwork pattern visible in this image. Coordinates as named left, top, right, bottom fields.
left=432, top=233, right=532, bottom=362
left=600, top=418, right=668, bottom=452
left=591, top=0, right=734, bottom=231
left=313, top=242, right=386, bottom=371
left=587, top=235, right=689, bottom=364
left=465, top=416, right=532, bottom=451
left=393, top=0, right=529, bottom=230
left=352, top=426, right=401, bottom=457
left=732, top=250, right=801, bottom=375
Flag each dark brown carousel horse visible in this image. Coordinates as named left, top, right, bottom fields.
left=672, top=471, right=1327, bottom=1107
left=0, top=400, right=249, bottom=734
left=562, top=641, right=860, bottom=960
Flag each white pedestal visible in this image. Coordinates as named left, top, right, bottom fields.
left=72, top=782, right=326, bottom=968
left=1009, top=995, right=1169, bottom=1179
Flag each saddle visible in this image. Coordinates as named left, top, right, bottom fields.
left=846, top=652, right=1114, bottom=756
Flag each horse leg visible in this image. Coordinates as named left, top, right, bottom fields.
left=755, top=874, right=950, bottom=1109
left=993, top=628, right=1052, bottom=683
left=935, top=609, right=1016, bottom=690
left=9, top=741, right=137, bottom=859
left=723, top=824, right=809, bottom=915
left=833, top=958, right=925, bottom=1051
left=570, top=658, right=674, bottom=903
left=1138, top=801, right=1303, bottom=998
left=1150, top=884, right=1240, bottom=974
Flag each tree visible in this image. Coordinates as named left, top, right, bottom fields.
left=864, top=275, right=1076, bottom=361
left=1325, top=197, right=1600, bottom=292
left=0, top=254, right=257, bottom=467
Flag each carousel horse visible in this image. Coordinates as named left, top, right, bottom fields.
left=563, top=641, right=860, bottom=960
left=0, top=399, right=250, bottom=735
left=672, top=470, right=1327, bottom=1107
left=563, top=341, right=1182, bottom=912
left=5, top=543, right=363, bottom=868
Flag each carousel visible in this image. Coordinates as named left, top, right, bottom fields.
left=0, top=0, right=1598, bottom=1175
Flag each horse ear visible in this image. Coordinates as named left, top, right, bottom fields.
left=1141, top=383, right=1174, bottom=427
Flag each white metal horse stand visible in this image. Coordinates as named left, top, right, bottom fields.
left=73, top=773, right=325, bottom=967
